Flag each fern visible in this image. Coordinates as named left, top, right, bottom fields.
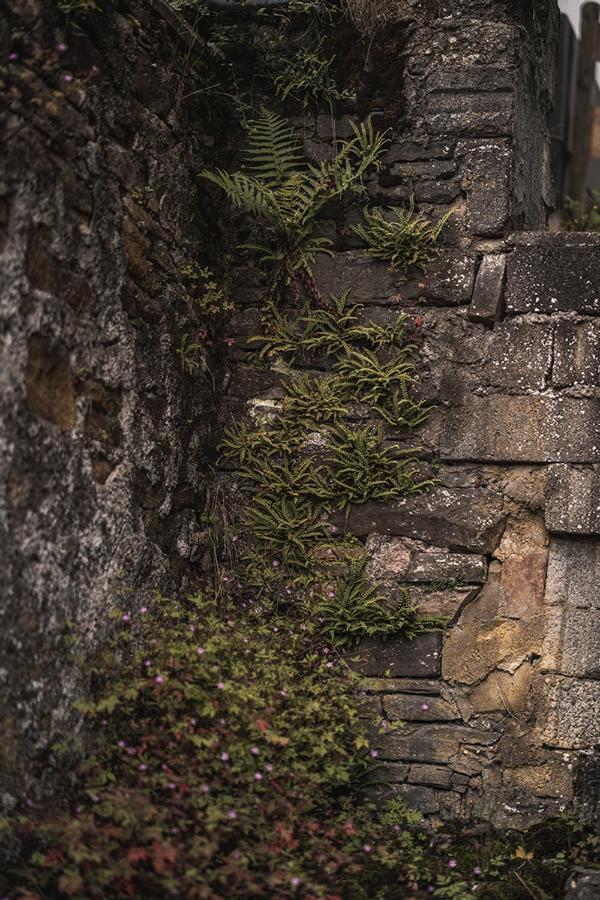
left=283, top=374, right=348, bottom=426
left=201, top=110, right=389, bottom=298
left=309, top=557, right=437, bottom=648
left=325, top=424, right=428, bottom=508
left=334, top=347, right=415, bottom=404
left=244, top=496, right=330, bottom=567
left=352, top=199, right=455, bottom=274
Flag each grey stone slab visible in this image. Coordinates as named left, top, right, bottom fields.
left=553, top=318, right=600, bottom=387
left=407, top=763, right=453, bottom=788
left=365, top=535, right=488, bottom=583
left=468, top=254, right=506, bottom=324
left=441, top=395, right=600, bottom=464
left=506, top=242, right=600, bottom=315
left=383, top=141, right=455, bottom=163
left=332, top=483, right=507, bottom=553
left=545, top=538, right=600, bottom=609
left=351, top=632, right=442, bottom=678
left=379, top=723, right=499, bottom=764
left=564, top=869, right=600, bottom=900
left=542, top=677, right=600, bottom=750
left=482, top=319, right=553, bottom=391
left=546, top=465, right=600, bottom=535
left=457, top=141, right=512, bottom=236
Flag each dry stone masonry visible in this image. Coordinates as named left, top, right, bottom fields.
left=225, top=0, right=600, bottom=830
left=2, top=0, right=600, bottom=841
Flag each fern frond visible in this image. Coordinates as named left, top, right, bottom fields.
left=244, top=108, right=303, bottom=184
left=353, top=200, right=456, bottom=274
left=201, top=170, right=284, bottom=226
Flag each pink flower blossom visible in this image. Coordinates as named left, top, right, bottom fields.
left=254, top=772, right=263, bottom=781
left=201, top=784, right=210, bottom=794
left=139, top=764, right=147, bottom=771
left=291, top=877, right=301, bottom=887
left=473, top=867, right=482, bottom=876
left=221, top=752, right=229, bottom=762
left=167, top=782, right=176, bottom=790
left=155, top=675, right=164, bottom=684
left=63, top=73, right=74, bottom=83
left=140, top=606, right=148, bottom=614
left=271, top=560, right=280, bottom=568
left=122, top=613, right=130, bottom=623
left=144, top=660, right=151, bottom=667
left=250, top=746, right=259, bottom=755
left=362, top=844, right=372, bottom=853
left=117, top=740, right=125, bottom=748
left=8, top=52, right=19, bottom=61
left=196, top=647, right=205, bottom=655
left=227, top=809, right=237, bottom=819
left=370, top=750, right=379, bottom=758
left=421, top=702, right=430, bottom=711
left=57, top=42, right=68, bottom=52
left=448, top=859, right=458, bottom=868
left=217, top=681, right=225, bottom=690
left=265, top=763, right=273, bottom=773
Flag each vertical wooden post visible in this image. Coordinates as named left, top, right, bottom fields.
left=568, top=2, right=600, bottom=208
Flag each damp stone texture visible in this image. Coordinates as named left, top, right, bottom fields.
left=0, top=0, right=215, bottom=806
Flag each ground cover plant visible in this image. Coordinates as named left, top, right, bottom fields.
left=3, top=596, right=598, bottom=899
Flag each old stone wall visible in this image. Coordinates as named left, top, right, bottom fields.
left=0, top=0, right=216, bottom=805
left=223, top=0, right=600, bottom=829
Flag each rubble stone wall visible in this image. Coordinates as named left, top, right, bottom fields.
left=0, top=0, right=215, bottom=805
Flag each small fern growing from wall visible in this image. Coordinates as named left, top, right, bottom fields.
left=201, top=109, right=388, bottom=300
left=352, top=199, right=455, bottom=274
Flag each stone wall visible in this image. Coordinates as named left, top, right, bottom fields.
left=0, top=0, right=216, bottom=805
left=223, top=0, right=600, bottom=829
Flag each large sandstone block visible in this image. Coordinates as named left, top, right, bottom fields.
left=332, top=483, right=506, bottom=553
left=506, top=234, right=600, bottom=315
left=544, top=538, right=600, bottom=609
left=441, top=395, right=600, bottom=464
left=546, top=465, right=600, bottom=535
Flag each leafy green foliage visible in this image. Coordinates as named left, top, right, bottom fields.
left=4, top=598, right=597, bottom=899
left=201, top=110, right=388, bottom=298
left=272, top=41, right=353, bottom=110
left=326, top=423, right=431, bottom=507
left=352, top=200, right=455, bottom=274
left=311, top=556, right=439, bottom=646
left=57, top=0, right=99, bottom=13
left=564, top=191, right=600, bottom=231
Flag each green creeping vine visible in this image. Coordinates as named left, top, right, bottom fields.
left=201, top=109, right=388, bottom=301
